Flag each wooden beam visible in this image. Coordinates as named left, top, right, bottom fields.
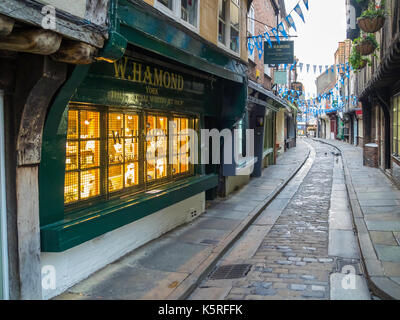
left=51, top=40, right=97, bottom=65
left=0, top=14, right=14, bottom=37
left=16, top=56, right=67, bottom=166
left=0, top=29, right=62, bottom=55
left=0, top=0, right=105, bottom=48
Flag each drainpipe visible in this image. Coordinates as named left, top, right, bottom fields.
left=0, top=90, right=9, bottom=300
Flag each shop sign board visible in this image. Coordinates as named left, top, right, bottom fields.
left=264, top=41, right=295, bottom=65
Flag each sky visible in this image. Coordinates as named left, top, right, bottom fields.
left=283, top=0, right=347, bottom=96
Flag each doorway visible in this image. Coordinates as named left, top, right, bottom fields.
left=0, top=90, right=8, bottom=300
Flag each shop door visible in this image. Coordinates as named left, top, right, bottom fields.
left=0, top=90, right=8, bottom=299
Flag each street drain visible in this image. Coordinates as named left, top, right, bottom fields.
left=210, top=264, right=252, bottom=280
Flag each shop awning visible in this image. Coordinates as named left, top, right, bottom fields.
left=248, top=80, right=291, bottom=112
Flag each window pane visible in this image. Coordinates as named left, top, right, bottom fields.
left=109, top=113, right=124, bottom=139
left=158, top=0, right=173, bottom=10
left=125, top=162, right=138, bottom=187
left=80, top=169, right=100, bottom=200
left=80, top=140, right=100, bottom=169
left=219, top=0, right=226, bottom=20
left=230, top=27, right=239, bottom=52
left=125, top=114, right=139, bottom=137
left=181, top=0, right=198, bottom=27
left=66, top=141, right=78, bottom=171
left=172, top=117, right=192, bottom=176
left=218, top=0, right=227, bottom=43
left=146, top=115, right=168, bottom=182
left=125, top=138, right=139, bottom=162
left=108, top=139, right=123, bottom=164
left=394, top=97, right=398, bottom=155
left=398, top=98, right=400, bottom=124
left=64, top=172, right=78, bottom=204
left=230, top=0, right=240, bottom=52
left=108, top=165, right=124, bottom=192
left=230, top=0, right=239, bottom=28
left=67, top=110, right=78, bottom=139
left=80, top=110, right=100, bottom=139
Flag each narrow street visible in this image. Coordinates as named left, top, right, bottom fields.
left=189, top=139, right=370, bottom=300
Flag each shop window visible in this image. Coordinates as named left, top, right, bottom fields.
left=108, top=113, right=140, bottom=193
left=64, top=105, right=196, bottom=206
left=218, top=0, right=227, bottom=44
left=65, top=109, right=101, bottom=204
left=393, top=95, right=400, bottom=157
left=218, top=0, right=241, bottom=54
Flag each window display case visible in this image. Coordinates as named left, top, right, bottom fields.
left=64, top=105, right=196, bottom=206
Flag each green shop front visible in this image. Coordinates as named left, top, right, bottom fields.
left=39, top=0, right=248, bottom=299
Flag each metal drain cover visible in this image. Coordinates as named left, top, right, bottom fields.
left=210, top=264, right=252, bottom=280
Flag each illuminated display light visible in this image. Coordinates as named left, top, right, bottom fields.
left=64, top=105, right=196, bottom=206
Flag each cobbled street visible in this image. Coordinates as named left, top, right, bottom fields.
left=190, top=139, right=369, bottom=300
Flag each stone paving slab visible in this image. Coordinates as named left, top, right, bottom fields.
left=315, top=138, right=400, bottom=300
left=328, top=230, right=360, bottom=259
left=55, top=139, right=311, bottom=300
left=330, top=273, right=370, bottom=300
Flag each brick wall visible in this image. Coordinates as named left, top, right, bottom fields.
left=247, top=0, right=278, bottom=89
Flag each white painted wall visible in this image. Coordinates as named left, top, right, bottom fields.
left=37, top=0, right=87, bottom=18
left=41, top=192, right=205, bottom=300
left=225, top=174, right=250, bottom=195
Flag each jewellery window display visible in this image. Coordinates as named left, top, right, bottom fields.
left=172, top=117, right=192, bottom=176
left=64, top=104, right=196, bottom=206
left=146, top=115, right=168, bottom=182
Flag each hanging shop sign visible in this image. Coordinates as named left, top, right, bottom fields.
left=273, top=70, right=287, bottom=85
left=264, top=41, right=295, bottom=65
left=291, top=82, right=304, bottom=92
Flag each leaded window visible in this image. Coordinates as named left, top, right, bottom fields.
left=64, top=104, right=197, bottom=207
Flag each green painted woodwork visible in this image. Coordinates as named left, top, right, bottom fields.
left=98, top=30, right=128, bottom=62
left=41, top=174, right=218, bottom=252
left=40, top=65, right=91, bottom=226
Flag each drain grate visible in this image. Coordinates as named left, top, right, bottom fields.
left=209, top=264, right=252, bottom=280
